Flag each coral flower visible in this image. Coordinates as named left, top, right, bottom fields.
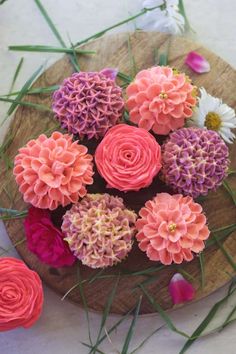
left=13, top=131, right=94, bottom=210
left=62, top=194, right=137, bottom=268
left=162, top=127, right=229, bottom=198
left=168, top=273, right=195, bottom=304
left=126, top=66, right=196, bottom=135
left=0, top=257, right=43, bottom=332
left=95, top=124, right=162, bottom=192
left=136, top=193, right=210, bottom=265
left=24, top=207, right=76, bottom=268
left=52, top=69, right=124, bottom=139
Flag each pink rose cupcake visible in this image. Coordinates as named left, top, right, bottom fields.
left=95, top=124, right=162, bottom=192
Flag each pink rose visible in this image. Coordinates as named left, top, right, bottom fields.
left=0, top=257, right=43, bottom=332
left=95, top=124, right=162, bottom=191
left=24, top=207, right=76, bottom=268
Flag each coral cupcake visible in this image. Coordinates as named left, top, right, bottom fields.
left=136, top=193, right=210, bottom=265
left=62, top=193, right=137, bottom=268
left=52, top=69, right=124, bottom=139
left=95, top=124, right=162, bottom=192
left=126, top=66, right=196, bottom=135
left=13, top=131, right=94, bottom=210
left=161, top=127, right=229, bottom=198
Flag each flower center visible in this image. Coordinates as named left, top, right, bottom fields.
left=205, top=112, right=221, bottom=131
left=159, top=92, right=168, bottom=99
left=168, top=223, right=177, bottom=232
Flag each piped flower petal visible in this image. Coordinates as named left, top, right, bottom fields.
left=100, top=67, right=118, bottom=81
left=168, top=273, right=195, bottom=305
left=185, top=51, right=210, bottom=74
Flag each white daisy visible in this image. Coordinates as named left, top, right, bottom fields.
left=188, top=87, right=236, bottom=144
left=139, top=0, right=185, bottom=35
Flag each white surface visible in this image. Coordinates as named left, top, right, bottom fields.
left=0, top=0, right=236, bottom=353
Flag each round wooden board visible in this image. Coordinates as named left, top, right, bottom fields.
left=1, top=32, right=236, bottom=315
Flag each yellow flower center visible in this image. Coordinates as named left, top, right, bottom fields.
left=168, top=223, right=177, bottom=232
left=159, top=92, right=168, bottom=99
left=172, top=68, right=180, bottom=75
left=204, top=112, right=221, bottom=131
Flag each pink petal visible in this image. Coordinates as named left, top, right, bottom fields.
left=100, top=67, right=118, bottom=81
left=168, top=273, right=195, bottom=305
left=185, top=51, right=210, bottom=74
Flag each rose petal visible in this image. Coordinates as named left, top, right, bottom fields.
left=185, top=51, right=210, bottom=74
left=168, top=273, right=195, bottom=305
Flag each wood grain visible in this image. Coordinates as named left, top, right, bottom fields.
left=1, top=32, right=236, bottom=315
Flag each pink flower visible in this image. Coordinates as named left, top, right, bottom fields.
left=95, top=124, right=162, bottom=192
left=136, top=193, right=210, bottom=265
left=100, top=67, right=118, bottom=81
left=24, top=207, right=76, bottom=268
left=14, top=131, right=94, bottom=210
left=126, top=66, right=197, bottom=135
left=185, top=51, right=210, bottom=74
left=168, top=273, right=195, bottom=305
left=0, top=257, right=43, bottom=332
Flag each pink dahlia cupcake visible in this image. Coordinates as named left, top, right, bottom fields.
left=136, top=193, right=210, bottom=265
left=13, top=132, right=94, bottom=210
left=126, top=66, right=197, bottom=135
left=52, top=69, right=124, bottom=139
left=62, top=193, right=137, bottom=268
left=95, top=124, right=162, bottom=192
left=162, top=127, right=229, bottom=198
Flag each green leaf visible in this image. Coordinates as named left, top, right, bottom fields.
left=90, top=275, right=120, bottom=354
left=9, top=57, right=24, bottom=93
left=9, top=45, right=96, bottom=55
left=117, top=71, right=132, bottom=84
left=179, top=280, right=236, bottom=353
left=212, top=233, right=236, bottom=271
left=77, top=266, right=93, bottom=346
left=1, top=85, right=59, bottom=97
left=140, top=284, right=189, bottom=338
left=74, top=6, right=162, bottom=48
left=129, top=325, right=165, bottom=354
left=0, top=238, right=26, bottom=256
left=34, top=0, right=66, bottom=47
left=1, top=64, right=44, bottom=126
left=223, top=180, right=236, bottom=206
left=82, top=306, right=136, bottom=352
left=199, top=253, right=205, bottom=288
left=121, top=296, right=142, bottom=354
left=206, top=224, right=236, bottom=248
left=0, top=96, right=52, bottom=113
left=159, top=53, right=168, bottom=66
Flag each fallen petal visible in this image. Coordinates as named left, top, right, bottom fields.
left=100, top=67, right=118, bottom=81
left=185, top=51, right=210, bottom=74
left=168, top=273, right=195, bottom=304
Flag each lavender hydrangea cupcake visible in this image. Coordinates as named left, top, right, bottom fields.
left=52, top=69, right=124, bottom=140
left=61, top=194, right=137, bottom=268
left=162, top=127, right=230, bottom=198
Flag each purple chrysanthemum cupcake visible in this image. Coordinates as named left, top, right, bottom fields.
left=52, top=69, right=124, bottom=140
left=61, top=194, right=137, bottom=269
left=162, top=127, right=230, bottom=198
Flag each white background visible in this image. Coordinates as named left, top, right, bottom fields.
left=0, top=1, right=236, bottom=353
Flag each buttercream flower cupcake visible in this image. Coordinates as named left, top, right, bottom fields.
left=13, top=131, right=94, bottom=210
left=126, top=66, right=197, bottom=135
left=95, top=124, right=162, bottom=192
left=136, top=193, right=210, bottom=265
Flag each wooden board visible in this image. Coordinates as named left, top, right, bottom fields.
left=1, top=32, right=236, bottom=315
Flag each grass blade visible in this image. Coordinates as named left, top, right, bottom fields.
left=9, top=57, right=24, bottom=93
left=121, top=296, right=142, bottom=354
left=2, top=85, right=59, bottom=97
left=0, top=96, right=52, bottom=112
left=1, top=64, right=44, bottom=126
left=0, top=238, right=26, bottom=256
left=206, top=225, right=236, bottom=248
left=223, top=180, right=236, bottom=206
left=179, top=281, right=236, bottom=353
left=212, top=233, right=236, bottom=271
left=34, top=0, right=66, bottom=47
left=9, top=45, right=95, bottom=55
left=90, top=275, right=120, bottom=354
left=199, top=253, right=205, bottom=288
left=159, top=53, right=168, bottom=66
left=140, top=284, right=189, bottom=338
left=130, top=325, right=165, bottom=354
left=82, top=306, right=136, bottom=351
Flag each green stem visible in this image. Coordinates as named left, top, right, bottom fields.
left=9, top=45, right=96, bottom=54
left=74, top=6, right=162, bottom=48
